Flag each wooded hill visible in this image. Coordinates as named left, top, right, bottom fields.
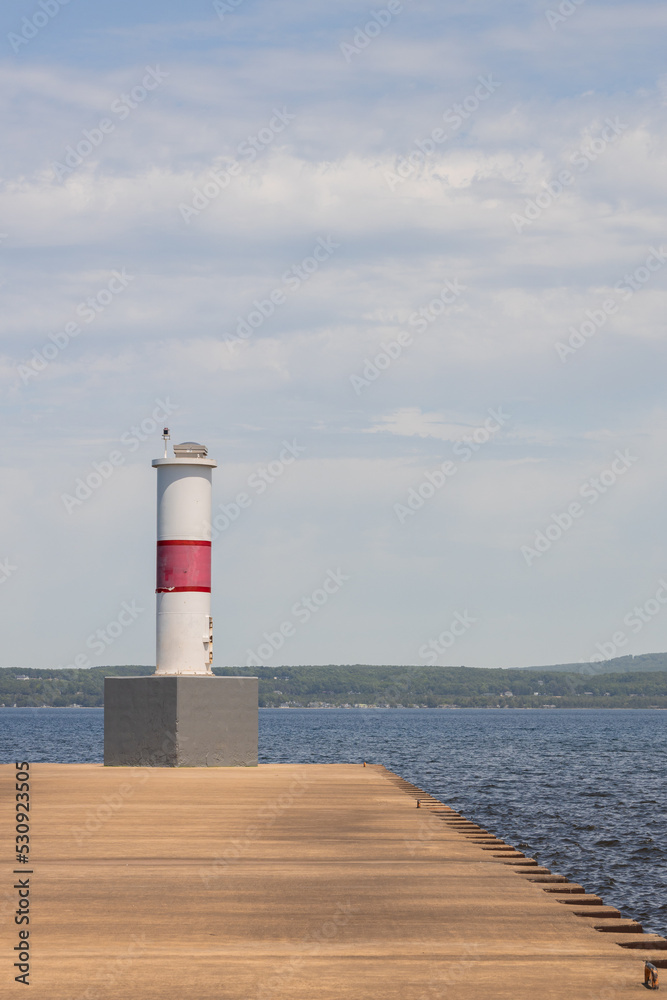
left=1, top=660, right=666, bottom=709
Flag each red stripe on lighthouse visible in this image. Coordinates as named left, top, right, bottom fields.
left=156, top=540, right=211, bottom=593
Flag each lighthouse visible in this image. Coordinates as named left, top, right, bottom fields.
left=103, top=431, right=258, bottom=767
left=152, top=437, right=216, bottom=675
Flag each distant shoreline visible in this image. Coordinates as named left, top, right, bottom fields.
left=2, top=661, right=665, bottom=711
left=1, top=705, right=665, bottom=711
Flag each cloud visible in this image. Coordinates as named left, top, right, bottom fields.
left=365, top=408, right=491, bottom=442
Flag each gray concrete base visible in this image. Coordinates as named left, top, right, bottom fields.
left=103, top=676, right=258, bottom=767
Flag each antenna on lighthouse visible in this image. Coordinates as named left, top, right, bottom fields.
left=162, top=426, right=170, bottom=458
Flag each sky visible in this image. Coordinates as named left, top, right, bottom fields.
left=2, top=0, right=667, bottom=670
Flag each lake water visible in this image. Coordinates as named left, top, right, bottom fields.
left=1, top=707, right=665, bottom=938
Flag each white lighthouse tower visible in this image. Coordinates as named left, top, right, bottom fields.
left=103, top=429, right=258, bottom=767
left=152, top=436, right=216, bottom=675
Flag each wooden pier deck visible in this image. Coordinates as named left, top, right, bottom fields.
left=1, top=762, right=664, bottom=998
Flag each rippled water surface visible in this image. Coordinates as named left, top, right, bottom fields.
left=1, top=707, right=665, bottom=937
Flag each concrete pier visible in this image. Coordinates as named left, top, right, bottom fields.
left=1, top=763, right=664, bottom=998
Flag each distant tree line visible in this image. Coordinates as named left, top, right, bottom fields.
left=0, top=663, right=665, bottom=709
